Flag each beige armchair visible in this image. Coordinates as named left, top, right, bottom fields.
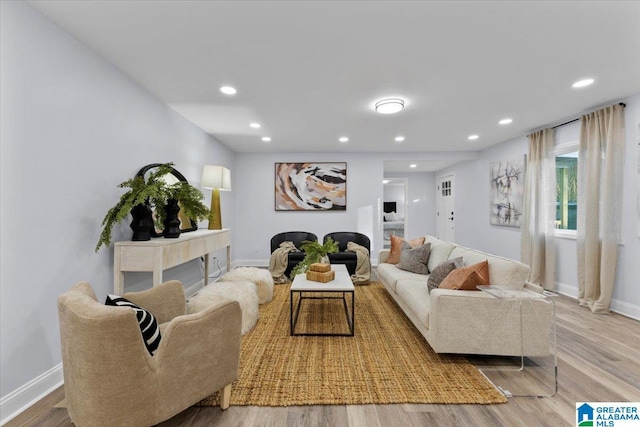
left=58, top=280, right=241, bottom=427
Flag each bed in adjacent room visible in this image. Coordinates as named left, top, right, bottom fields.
left=383, top=202, right=404, bottom=245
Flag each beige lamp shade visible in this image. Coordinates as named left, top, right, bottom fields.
left=201, top=165, right=232, bottom=191
left=201, top=165, right=231, bottom=230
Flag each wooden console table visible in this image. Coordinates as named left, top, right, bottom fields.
left=113, top=229, right=231, bottom=294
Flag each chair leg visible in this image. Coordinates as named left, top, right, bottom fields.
left=219, top=383, right=232, bottom=410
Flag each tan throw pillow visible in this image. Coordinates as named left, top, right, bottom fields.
left=386, top=235, right=425, bottom=264
left=396, top=242, right=431, bottom=275
left=427, top=257, right=464, bottom=293
left=438, top=260, right=490, bottom=291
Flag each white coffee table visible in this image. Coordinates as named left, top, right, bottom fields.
left=290, top=264, right=355, bottom=336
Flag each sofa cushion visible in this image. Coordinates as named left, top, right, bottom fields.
left=427, top=257, right=465, bottom=293
left=424, top=236, right=456, bottom=273
left=397, top=242, right=431, bottom=275
left=105, top=294, right=161, bottom=355
left=386, top=235, right=425, bottom=264
left=376, top=263, right=430, bottom=292
left=449, top=247, right=530, bottom=290
left=439, top=260, right=490, bottom=291
left=395, top=280, right=430, bottom=328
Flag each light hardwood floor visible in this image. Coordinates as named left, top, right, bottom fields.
left=6, top=292, right=640, bottom=427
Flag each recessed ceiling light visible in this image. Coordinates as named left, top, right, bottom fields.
left=339, top=136, right=349, bottom=143
left=572, top=79, right=594, bottom=88
left=413, top=199, right=420, bottom=203
left=468, top=135, right=479, bottom=140
left=395, top=136, right=405, bottom=142
left=409, top=164, right=417, bottom=168
left=375, top=98, right=405, bottom=114
left=261, top=137, right=271, bottom=142
left=383, top=179, right=390, bottom=184
left=250, top=123, right=261, bottom=128
left=498, top=118, right=513, bottom=125
left=220, top=86, right=237, bottom=95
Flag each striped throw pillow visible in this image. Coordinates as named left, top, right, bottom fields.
left=105, top=295, right=161, bottom=355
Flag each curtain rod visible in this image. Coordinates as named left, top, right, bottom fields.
left=551, top=102, right=626, bottom=129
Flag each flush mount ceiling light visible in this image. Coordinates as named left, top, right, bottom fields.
left=339, top=136, right=349, bottom=143
left=498, top=118, right=513, bottom=125
left=261, top=137, right=271, bottom=142
left=394, top=136, right=405, bottom=142
left=468, top=134, right=479, bottom=140
left=375, top=98, right=405, bottom=114
left=250, top=123, right=261, bottom=128
left=220, top=86, right=237, bottom=95
left=572, top=78, right=594, bottom=88
left=409, top=164, right=417, bottom=168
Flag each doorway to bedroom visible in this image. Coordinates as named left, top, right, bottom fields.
left=382, top=178, right=407, bottom=248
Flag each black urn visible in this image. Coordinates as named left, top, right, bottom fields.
left=130, top=203, right=153, bottom=241
left=162, top=198, right=181, bottom=238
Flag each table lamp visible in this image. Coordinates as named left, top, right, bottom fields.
left=201, top=165, right=231, bottom=230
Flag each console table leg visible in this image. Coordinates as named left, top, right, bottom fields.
left=113, top=250, right=124, bottom=295
left=204, top=253, right=210, bottom=287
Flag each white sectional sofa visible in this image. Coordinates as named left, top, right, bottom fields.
left=376, top=235, right=553, bottom=356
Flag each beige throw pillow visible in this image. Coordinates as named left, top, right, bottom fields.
left=386, top=235, right=425, bottom=264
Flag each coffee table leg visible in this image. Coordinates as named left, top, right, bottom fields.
left=290, top=290, right=294, bottom=336
left=351, top=291, right=355, bottom=335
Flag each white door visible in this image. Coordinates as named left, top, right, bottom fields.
left=437, top=175, right=455, bottom=242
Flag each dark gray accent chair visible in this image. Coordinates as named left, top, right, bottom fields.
left=323, top=232, right=371, bottom=275
left=270, top=232, right=318, bottom=278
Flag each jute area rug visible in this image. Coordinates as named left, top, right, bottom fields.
left=197, top=282, right=506, bottom=407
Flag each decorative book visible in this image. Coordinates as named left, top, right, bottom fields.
left=306, top=270, right=335, bottom=283
left=309, top=263, right=331, bottom=273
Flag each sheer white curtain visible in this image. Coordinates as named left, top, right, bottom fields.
left=521, top=129, right=556, bottom=289
left=577, top=104, right=625, bottom=313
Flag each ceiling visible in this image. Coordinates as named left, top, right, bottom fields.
left=27, top=1, right=640, bottom=158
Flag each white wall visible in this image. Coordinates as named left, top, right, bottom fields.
left=233, top=153, right=384, bottom=265
left=233, top=155, right=439, bottom=266
left=0, top=0, right=234, bottom=401
left=440, top=94, right=640, bottom=319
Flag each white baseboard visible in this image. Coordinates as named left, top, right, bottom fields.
left=233, top=259, right=382, bottom=268
left=555, top=281, right=640, bottom=321
left=234, top=259, right=269, bottom=267
left=0, top=363, right=63, bottom=426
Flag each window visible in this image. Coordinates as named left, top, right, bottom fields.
left=555, top=142, right=579, bottom=234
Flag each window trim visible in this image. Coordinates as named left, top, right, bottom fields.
left=554, top=140, right=579, bottom=238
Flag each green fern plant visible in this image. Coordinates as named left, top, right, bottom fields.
left=289, top=237, right=339, bottom=279
left=155, top=180, right=210, bottom=228
left=95, top=163, right=209, bottom=251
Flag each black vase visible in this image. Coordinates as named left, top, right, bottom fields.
left=130, top=203, right=153, bottom=241
left=163, top=198, right=181, bottom=238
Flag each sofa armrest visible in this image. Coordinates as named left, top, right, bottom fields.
left=379, top=249, right=390, bottom=264
left=524, top=281, right=544, bottom=294
left=428, top=289, right=553, bottom=356
left=124, top=280, right=186, bottom=324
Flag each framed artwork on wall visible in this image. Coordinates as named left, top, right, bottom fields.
left=489, top=155, right=526, bottom=227
left=275, top=162, right=347, bottom=211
